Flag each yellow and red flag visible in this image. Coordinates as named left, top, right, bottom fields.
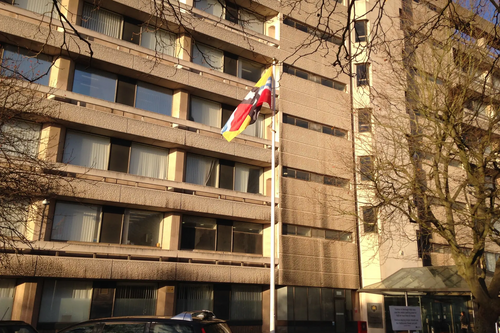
left=221, top=67, right=272, bottom=142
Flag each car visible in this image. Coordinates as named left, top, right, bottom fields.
left=57, top=311, right=231, bottom=333
left=0, top=321, right=39, bottom=333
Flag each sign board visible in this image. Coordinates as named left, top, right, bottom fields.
left=367, top=303, right=384, bottom=328
left=389, top=306, right=422, bottom=331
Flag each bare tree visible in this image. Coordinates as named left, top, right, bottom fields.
left=351, top=3, right=500, bottom=333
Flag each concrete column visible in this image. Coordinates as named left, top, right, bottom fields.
left=161, top=213, right=181, bottom=250
left=172, top=90, right=189, bottom=120
left=262, top=288, right=271, bottom=333
left=167, top=149, right=186, bottom=183
left=38, top=124, right=65, bottom=163
left=176, top=34, right=192, bottom=62
left=156, top=284, right=176, bottom=316
left=58, top=0, right=81, bottom=25
left=48, top=57, right=75, bottom=91
left=11, top=280, right=42, bottom=327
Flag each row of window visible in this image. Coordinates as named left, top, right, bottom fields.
left=283, top=114, right=347, bottom=138
left=63, top=130, right=263, bottom=193
left=282, top=224, right=353, bottom=242
left=1, top=279, right=354, bottom=328
left=51, top=202, right=266, bottom=254
left=1, top=46, right=267, bottom=139
left=282, top=16, right=342, bottom=45
left=0, top=279, right=264, bottom=327
left=283, top=64, right=346, bottom=91
left=282, top=167, right=349, bottom=188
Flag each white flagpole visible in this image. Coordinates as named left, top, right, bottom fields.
left=270, top=59, right=277, bottom=333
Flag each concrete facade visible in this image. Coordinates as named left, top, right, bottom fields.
left=0, top=1, right=358, bottom=333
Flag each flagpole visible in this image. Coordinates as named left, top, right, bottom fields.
left=270, top=59, right=276, bottom=333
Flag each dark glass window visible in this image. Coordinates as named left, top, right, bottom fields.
left=356, top=63, right=369, bottom=86
left=362, top=206, right=377, bottom=233
left=355, top=20, right=367, bottom=42
left=1, top=46, right=53, bottom=85
left=359, top=156, right=374, bottom=181
left=181, top=216, right=263, bottom=254
left=358, top=109, right=372, bottom=133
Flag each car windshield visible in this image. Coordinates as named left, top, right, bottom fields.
left=202, top=323, right=231, bottom=333
left=0, top=324, right=37, bottom=333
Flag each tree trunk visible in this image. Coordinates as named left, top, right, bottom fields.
left=474, top=307, right=497, bottom=333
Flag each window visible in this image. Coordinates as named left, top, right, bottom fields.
left=485, top=252, right=500, bottom=272
left=283, top=64, right=346, bottom=91
left=51, top=202, right=163, bottom=247
left=231, top=285, right=262, bottom=320
left=0, top=201, right=30, bottom=238
left=194, top=0, right=265, bottom=34
left=282, top=167, right=349, bottom=188
left=176, top=284, right=213, bottom=312
left=358, top=109, right=372, bottom=133
left=284, top=114, right=348, bottom=138
left=1, top=46, right=52, bottom=85
left=359, top=156, right=374, bottom=181
left=81, top=3, right=176, bottom=56
left=72, top=66, right=173, bottom=115
left=6, top=0, right=55, bottom=16
left=180, top=215, right=263, bottom=254
left=1, top=119, right=41, bottom=158
left=39, top=280, right=92, bottom=324
left=283, top=17, right=342, bottom=45
left=0, top=279, right=15, bottom=320
left=89, top=282, right=158, bottom=319
left=355, top=20, right=367, bottom=42
left=189, top=96, right=265, bottom=138
left=192, top=43, right=263, bottom=82
left=189, top=96, right=222, bottom=127
left=283, top=224, right=352, bottom=242
left=277, top=287, right=349, bottom=322
left=62, top=131, right=169, bottom=179
left=113, top=283, right=157, bottom=316
left=361, top=207, right=377, bottom=233
left=356, top=63, right=369, bottom=86
left=185, top=153, right=263, bottom=193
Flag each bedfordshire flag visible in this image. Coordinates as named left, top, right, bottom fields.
left=221, top=67, right=273, bottom=142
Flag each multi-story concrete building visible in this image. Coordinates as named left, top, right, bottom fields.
left=0, top=0, right=358, bottom=332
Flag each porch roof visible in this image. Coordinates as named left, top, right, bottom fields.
left=359, top=266, right=474, bottom=296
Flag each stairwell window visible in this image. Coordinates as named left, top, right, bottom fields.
left=356, top=63, right=369, bottom=86
left=362, top=206, right=377, bottom=233
left=354, top=20, right=368, bottom=42
left=359, top=156, right=374, bottom=181
left=358, top=109, right=372, bottom=133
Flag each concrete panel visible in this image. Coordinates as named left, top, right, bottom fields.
left=119, top=186, right=181, bottom=208
left=110, top=260, right=177, bottom=280
left=175, top=263, right=232, bottom=281
left=281, top=237, right=358, bottom=258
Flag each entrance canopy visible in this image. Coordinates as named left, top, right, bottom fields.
left=359, top=266, right=475, bottom=296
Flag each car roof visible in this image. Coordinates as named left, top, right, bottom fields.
left=0, top=322, right=32, bottom=326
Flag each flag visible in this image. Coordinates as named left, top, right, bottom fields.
left=221, top=67, right=273, bottom=142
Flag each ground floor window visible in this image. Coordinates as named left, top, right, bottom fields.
left=0, top=279, right=16, bottom=320
left=176, top=283, right=262, bottom=321
left=38, top=280, right=158, bottom=329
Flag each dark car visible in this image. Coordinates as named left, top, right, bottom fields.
left=0, top=321, right=38, bottom=333
left=57, top=311, right=231, bottom=333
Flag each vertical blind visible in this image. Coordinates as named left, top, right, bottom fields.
left=185, top=154, right=217, bottom=187
left=51, top=202, right=101, bottom=242
left=39, top=280, right=92, bottom=323
left=190, top=97, right=221, bottom=127
left=129, top=143, right=168, bottom=180
left=62, top=131, right=110, bottom=170
left=82, top=3, right=123, bottom=39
